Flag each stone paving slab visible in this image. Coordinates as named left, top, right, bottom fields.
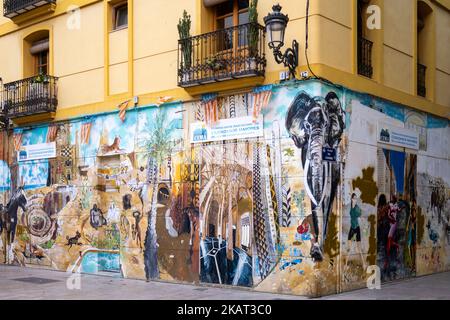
left=0, top=265, right=449, bottom=300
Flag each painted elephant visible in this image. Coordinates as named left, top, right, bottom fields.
left=286, top=91, right=345, bottom=261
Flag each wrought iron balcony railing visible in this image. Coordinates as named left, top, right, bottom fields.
left=178, top=23, right=266, bottom=87
left=2, top=75, right=58, bottom=119
left=3, top=0, right=56, bottom=18
left=357, top=37, right=373, bottom=78
left=417, top=63, right=427, bottom=98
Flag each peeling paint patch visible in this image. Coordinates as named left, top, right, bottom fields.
left=352, top=167, right=378, bottom=206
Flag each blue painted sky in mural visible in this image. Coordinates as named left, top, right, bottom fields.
left=262, top=81, right=345, bottom=138
left=346, top=90, right=405, bottom=122
left=69, top=103, right=183, bottom=167
left=0, top=160, right=11, bottom=191
left=136, top=103, right=184, bottom=148
left=427, top=115, right=449, bottom=128
left=17, top=126, right=49, bottom=190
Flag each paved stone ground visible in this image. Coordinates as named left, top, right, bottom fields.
left=0, top=265, right=449, bottom=300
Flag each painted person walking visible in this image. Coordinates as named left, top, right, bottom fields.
left=345, top=193, right=366, bottom=270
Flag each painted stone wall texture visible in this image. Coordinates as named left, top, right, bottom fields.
left=0, top=80, right=448, bottom=297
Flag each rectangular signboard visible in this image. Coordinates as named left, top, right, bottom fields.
left=377, top=122, right=419, bottom=150
left=190, top=116, right=263, bottom=143
left=18, top=142, right=57, bottom=162
left=322, top=147, right=337, bottom=162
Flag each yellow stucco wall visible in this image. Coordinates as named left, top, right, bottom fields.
left=0, top=0, right=449, bottom=121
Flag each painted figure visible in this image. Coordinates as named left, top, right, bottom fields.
left=345, top=193, right=366, bottom=270
left=132, top=210, right=143, bottom=250
left=89, top=204, right=107, bottom=230
left=285, top=91, right=345, bottom=261
left=122, top=194, right=132, bottom=210
left=66, top=231, right=82, bottom=249
left=386, top=196, right=400, bottom=258
left=377, top=194, right=389, bottom=251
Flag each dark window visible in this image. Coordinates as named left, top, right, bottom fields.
left=357, top=0, right=373, bottom=78
left=34, top=50, right=49, bottom=75
left=215, top=0, right=249, bottom=50
left=114, top=3, right=128, bottom=30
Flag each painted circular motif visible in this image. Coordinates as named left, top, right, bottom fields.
left=27, top=208, right=52, bottom=238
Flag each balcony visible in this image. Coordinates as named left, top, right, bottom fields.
left=2, top=75, right=58, bottom=124
left=177, top=23, right=266, bottom=92
left=357, top=37, right=373, bottom=78
left=417, top=63, right=427, bottom=98
left=3, top=0, right=56, bottom=23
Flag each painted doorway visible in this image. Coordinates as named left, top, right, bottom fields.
left=376, top=148, right=417, bottom=282
left=199, top=141, right=254, bottom=287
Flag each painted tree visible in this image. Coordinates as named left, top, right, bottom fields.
left=141, top=109, right=174, bottom=281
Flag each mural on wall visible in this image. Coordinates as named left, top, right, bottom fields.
left=0, top=79, right=448, bottom=297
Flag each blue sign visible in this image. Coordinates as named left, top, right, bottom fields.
left=322, top=147, right=337, bottom=162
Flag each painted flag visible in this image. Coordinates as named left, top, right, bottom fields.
left=118, top=100, right=130, bottom=122
left=202, top=94, right=218, bottom=126
left=80, top=122, right=92, bottom=145
left=46, top=125, right=58, bottom=143
left=13, top=132, right=22, bottom=152
left=252, top=89, right=272, bottom=123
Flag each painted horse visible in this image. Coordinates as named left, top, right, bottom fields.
left=0, top=187, right=27, bottom=263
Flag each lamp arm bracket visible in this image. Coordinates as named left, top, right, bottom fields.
left=271, top=40, right=299, bottom=79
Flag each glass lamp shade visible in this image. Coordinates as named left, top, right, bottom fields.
left=266, top=20, right=286, bottom=50
left=264, top=4, right=289, bottom=50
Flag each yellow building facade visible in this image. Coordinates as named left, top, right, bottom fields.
left=0, top=0, right=449, bottom=120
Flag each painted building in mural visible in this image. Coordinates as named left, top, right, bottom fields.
left=0, top=0, right=449, bottom=297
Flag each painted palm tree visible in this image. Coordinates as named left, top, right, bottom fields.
left=141, top=109, right=174, bottom=281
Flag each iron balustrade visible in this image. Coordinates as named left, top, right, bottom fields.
left=178, top=23, right=266, bottom=87
left=357, top=37, right=373, bottom=78
left=417, top=63, right=427, bottom=98
left=3, top=0, right=56, bottom=18
left=2, top=75, right=58, bottom=118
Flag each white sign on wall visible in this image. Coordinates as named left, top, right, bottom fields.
left=377, top=122, right=419, bottom=150
left=190, top=116, right=263, bottom=143
left=18, top=142, right=57, bottom=162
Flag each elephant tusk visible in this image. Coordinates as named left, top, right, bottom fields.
left=303, top=159, right=318, bottom=206
left=317, top=162, right=329, bottom=209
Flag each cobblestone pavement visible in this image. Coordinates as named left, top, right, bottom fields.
left=0, top=265, right=449, bottom=300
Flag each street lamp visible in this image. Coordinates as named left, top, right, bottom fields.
left=264, top=4, right=299, bottom=79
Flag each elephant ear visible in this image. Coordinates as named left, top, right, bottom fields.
left=325, top=92, right=345, bottom=147
left=285, top=91, right=313, bottom=133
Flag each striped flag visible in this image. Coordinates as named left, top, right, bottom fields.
left=118, top=100, right=130, bottom=122
left=13, top=132, right=23, bottom=152
left=201, top=94, right=218, bottom=126
left=80, top=122, right=92, bottom=145
left=46, top=125, right=58, bottom=143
